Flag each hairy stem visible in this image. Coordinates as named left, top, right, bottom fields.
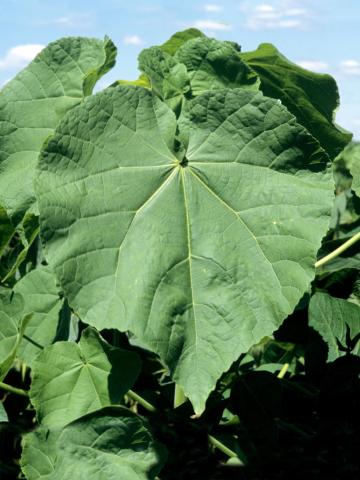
left=315, top=232, right=360, bottom=268
left=0, top=381, right=28, bottom=397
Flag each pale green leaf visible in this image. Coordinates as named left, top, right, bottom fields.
left=309, top=292, right=360, bottom=361
left=0, top=290, right=31, bottom=380
left=21, top=407, right=166, bottom=480
left=14, top=266, right=64, bottom=365
left=30, top=327, right=141, bottom=427
left=241, top=43, right=352, bottom=159
left=36, top=86, right=333, bottom=414
left=0, top=36, right=116, bottom=224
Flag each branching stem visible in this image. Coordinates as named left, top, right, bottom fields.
left=127, top=389, right=240, bottom=460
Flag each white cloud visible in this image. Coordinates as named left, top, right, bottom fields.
left=241, top=1, right=310, bottom=30
left=38, top=14, right=93, bottom=29
left=340, top=59, right=360, bottom=75
left=192, top=19, right=232, bottom=31
left=123, top=35, right=143, bottom=46
left=296, top=60, right=329, bottom=72
left=0, top=44, right=44, bottom=71
left=203, top=4, right=223, bottom=12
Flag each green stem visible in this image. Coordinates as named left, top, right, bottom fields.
left=277, top=363, right=290, bottom=379
left=315, top=232, right=360, bottom=268
left=127, top=390, right=157, bottom=413
left=208, top=434, right=239, bottom=459
left=127, top=389, right=240, bottom=460
left=0, top=381, right=28, bottom=397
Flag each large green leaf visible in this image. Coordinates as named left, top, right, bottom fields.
left=241, top=43, right=352, bottom=159
left=0, top=36, right=116, bottom=224
left=309, top=292, right=360, bottom=361
left=36, top=85, right=333, bottom=413
left=0, top=290, right=31, bottom=380
left=30, top=327, right=141, bottom=427
left=13, top=266, right=64, bottom=365
left=21, top=407, right=166, bottom=480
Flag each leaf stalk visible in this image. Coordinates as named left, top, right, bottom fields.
left=0, top=381, right=29, bottom=397
left=315, top=232, right=360, bottom=268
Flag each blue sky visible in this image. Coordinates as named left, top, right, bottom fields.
left=0, top=0, right=359, bottom=139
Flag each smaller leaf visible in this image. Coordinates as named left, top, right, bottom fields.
left=21, top=407, right=166, bottom=480
left=30, top=327, right=141, bottom=427
left=160, top=28, right=204, bottom=56
left=138, top=47, right=190, bottom=110
left=174, top=37, right=259, bottom=95
left=309, top=292, right=360, bottom=361
left=13, top=266, right=65, bottom=366
left=0, top=290, right=32, bottom=380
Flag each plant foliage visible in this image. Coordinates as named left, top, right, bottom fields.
left=0, top=29, right=359, bottom=480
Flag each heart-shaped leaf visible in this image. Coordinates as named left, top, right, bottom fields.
left=30, top=327, right=141, bottom=427
left=36, top=85, right=333, bottom=413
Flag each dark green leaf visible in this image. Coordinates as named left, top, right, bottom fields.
left=21, top=407, right=166, bottom=480
left=241, top=43, right=352, bottom=159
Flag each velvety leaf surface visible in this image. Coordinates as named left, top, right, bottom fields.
left=13, top=266, right=64, bottom=365
left=0, top=291, right=31, bottom=380
left=21, top=427, right=59, bottom=479
left=309, top=292, right=360, bottom=361
left=36, top=85, right=333, bottom=413
left=241, top=43, right=352, bottom=159
left=30, top=327, right=141, bottom=427
left=174, top=37, right=259, bottom=95
left=160, top=28, right=204, bottom=56
left=138, top=47, right=190, bottom=109
left=21, top=407, right=166, bottom=480
left=0, top=36, right=116, bottom=224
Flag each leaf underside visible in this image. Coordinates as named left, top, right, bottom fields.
left=36, top=84, right=334, bottom=414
